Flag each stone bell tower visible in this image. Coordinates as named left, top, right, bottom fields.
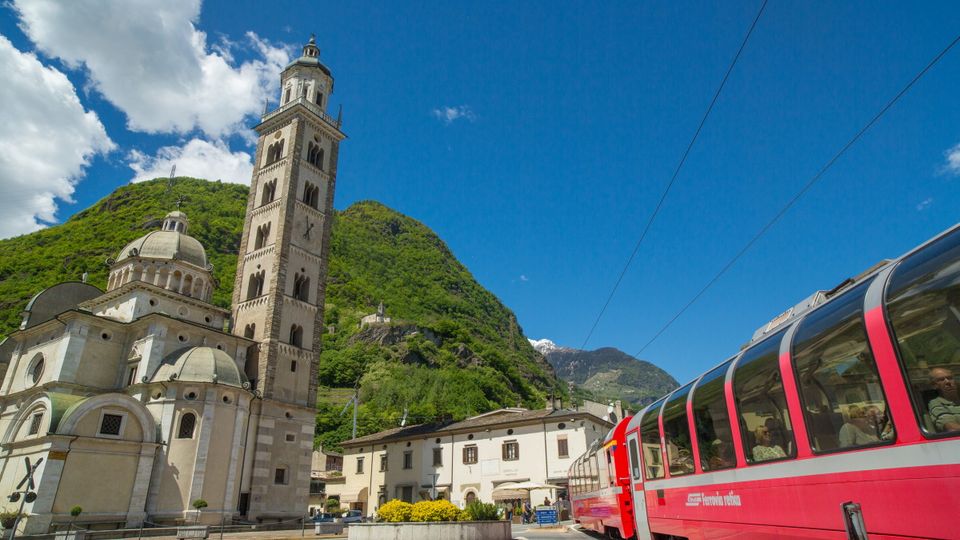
left=231, top=35, right=345, bottom=518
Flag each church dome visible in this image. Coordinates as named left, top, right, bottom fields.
left=116, top=211, right=208, bottom=269
left=151, top=347, right=249, bottom=389
left=285, top=35, right=332, bottom=76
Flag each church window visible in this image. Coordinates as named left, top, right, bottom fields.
left=285, top=433, right=296, bottom=442
left=284, top=87, right=292, bottom=104
left=316, top=91, right=323, bottom=108
left=126, top=365, right=139, bottom=386
left=291, top=360, right=297, bottom=372
left=185, top=391, right=198, bottom=401
left=274, top=467, right=288, bottom=484
left=28, top=413, right=43, bottom=436
left=177, top=413, right=196, bottom=439
left=28, top=354, right=44, bottom=385
left=243, top=323, right=256, bottom=339
left=246, top=271, right=265, bottom=300
left=254, top=222, right=271, bottom=250
left=306, top=143, right=324, bottom=170
left=302, top=182, right=320, bottom=209
left=289, top=325, right=303, bottom=348
left=266, top=140, right=285, bottom=165
left=98, top=412, right=124, bottom=437
left=293, top=273, right=310, bottom=302
left=260, top=179, right=277, bottom=206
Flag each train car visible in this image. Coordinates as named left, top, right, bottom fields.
left=569, top=415, right=635, bottom=539
left=618, top=223, right=960, bottom=539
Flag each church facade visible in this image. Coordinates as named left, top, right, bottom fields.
left=0, top=37, right=342, bottom=533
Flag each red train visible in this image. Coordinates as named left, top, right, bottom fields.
left=569, top=223, right=960, bottom=539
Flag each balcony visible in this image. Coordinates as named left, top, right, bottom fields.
left=261, top=96, right=342, bottom=131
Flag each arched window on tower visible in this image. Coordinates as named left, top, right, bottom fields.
left=254, top=222, right=271, bottom=250
left=303, top=182, right=319, bottom=209
left=289, top=325, right=303, bottom=348
left=266, top=141, right=285, bottom=165
left=292, top=273, right=310, bottom=302
left=261, top=179, right=277, bottom=206
left=318, top=148, right=325, bottom=171
left=244, top=323, right=256, bottom=339
left=246, top=271, right=265, bottom=300
left=177, top=412, right=196, bottom=439
left=307, top=142, right=322, bottom=169
left=284, top=87, right=292, bottom=104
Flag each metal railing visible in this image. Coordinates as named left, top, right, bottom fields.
left=261, top=97, right=342, bottom=130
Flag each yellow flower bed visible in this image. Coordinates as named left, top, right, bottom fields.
left=376, top=500, right=413, bottom=522
left=377, top=499, right=465, bottom=522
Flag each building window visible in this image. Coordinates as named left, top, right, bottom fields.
left=291, top=360, right=297, bottom=373
left=260, top=179, right=277, bottom=206
left=307, top=142, right=324, bottom=170
left=310, top=479, right=324, bottom=495
left=356, top=457, right=365, bottom=474
left=177, top=412, right=196, bottom=439
left=557, top=436, right=568, bottom=458
left=289, top=324, right=303, bottom=348
left=293, top=273, right=310, bottom=302
left=502, top=440, right=519, bottom=461
left=403, top=451, right=413, bottom=469
left=432, top=447, right=442, bottom=466
left=462, top=444, right=478, bottom=465
left=246, top=270, right=265, bottom=300
left=285, top=433, right=296, bottom=442
left=266, top=140, right=285, bottom=165
left=244, top=323, right=256, bottom=339
left=27, top=354, right=44, bottom=385
left=28, top=413, right=43, bottom=436
left=254, top=222, right=271, bottom=250
left=98, top=413, right=124, bottom=437
left=126, top=365, right=139, bottom=386
left=274, top=467, right=287, bottom=485
left=379, top=454, right=388, bottom=472
left=302, top=182, right=320, bottom=209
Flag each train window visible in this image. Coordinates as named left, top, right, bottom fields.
left=887, top=229, right=960, bottom=437
left=661, top=384, right=695, bottom=476
left=794, top=279, right=894, bottom=453
left=693, top=360, right=736, bottom=471
left=734, top=330, right=796, bottom=464
left=640, top=398, right=666, bottom=480
left=628, top=437, right=642, bottom=480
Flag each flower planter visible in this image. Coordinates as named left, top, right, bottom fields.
left=314, top=522, right=345, bottom=535
left=176, top=525, right=209, bottom=539
left=348, top=520, right=510, bottom=540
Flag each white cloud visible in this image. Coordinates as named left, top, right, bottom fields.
left=432, top=105, right=476, bottom=125
left=944, top=142, right=960, bottom=175
left=916, top=197, right=933, bottom=211
left=129, top=139, right=252, bottom=184
left=519, top=274, right=529, bottom=282
left=0, top=35, right=114, bottom=239
left=13, top=0, right=290, bottom=138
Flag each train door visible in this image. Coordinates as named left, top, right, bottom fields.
left=625, top=431, right=652, bottom=539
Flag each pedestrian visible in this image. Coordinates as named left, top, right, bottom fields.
left=543, top=496, right=551, bottom=506
left=523, top=501, right=532, bottom=524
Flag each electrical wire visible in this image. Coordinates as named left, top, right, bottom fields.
left=634, top=31, right=960, bottom=358
left=579, top=0, right=769, bottom=350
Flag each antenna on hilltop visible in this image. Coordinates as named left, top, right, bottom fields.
left=340, top=389, right=359, bottom=439
left=169, top=164, right=176, bottom=179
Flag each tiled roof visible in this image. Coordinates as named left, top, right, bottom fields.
left=342, top=408, right=610, bottom=447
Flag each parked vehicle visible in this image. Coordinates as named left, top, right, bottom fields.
left=335, top=509, right=364, bottom=523
left=312, top=512, right=334, bottom=523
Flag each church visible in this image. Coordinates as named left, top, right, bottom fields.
left=0, top=36, right=342, bottom=533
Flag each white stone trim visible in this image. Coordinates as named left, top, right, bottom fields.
left=57, top=393, right=157, bottom=443
left=188, top=390, right=217, bottom=504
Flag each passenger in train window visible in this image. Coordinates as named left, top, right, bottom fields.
left=928, top=367, right=960, bottom=432
left=764, top=417, right=793, bottom=456
left=864, top=405, right=894, bottom=440
left=707, top=439, right=735, bottom=469
left=839, top=405, right=879, bottom=447
left=751, top=425, right=786, bottom=462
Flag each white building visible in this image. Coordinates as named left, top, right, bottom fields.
left=336, top=405, right=612, bottom=515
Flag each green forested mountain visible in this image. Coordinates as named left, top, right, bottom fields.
left=0, top=178, right=560, bottom=450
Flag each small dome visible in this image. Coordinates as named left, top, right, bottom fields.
left=151, top=347, right=249, bottom=389
left=117, top=230, right=208, bottom=268
left=285, top=35, right=332, bottom=76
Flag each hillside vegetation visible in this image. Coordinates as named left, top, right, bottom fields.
left=0, top=178, right=560, bottom=450
left=546, top=347, right=678, bottom=408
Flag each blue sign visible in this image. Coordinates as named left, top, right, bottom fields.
left=535, top=506, right=558, bottom=525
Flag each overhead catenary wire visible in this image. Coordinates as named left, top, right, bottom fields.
left=579, top=0, right=769, bottom=351
left=634, top=31, right=960, bottom=358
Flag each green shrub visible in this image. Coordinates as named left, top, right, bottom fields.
left=325, top=498, right=342, bottom=512
left=409, top=500, right=460, bottom=522
left=465, top=501, right=500, bottom=521
left=377, top=500, right=413, bottom=523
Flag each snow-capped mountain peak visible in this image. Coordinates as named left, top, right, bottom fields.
left=528, top=338, right=572, bottom=355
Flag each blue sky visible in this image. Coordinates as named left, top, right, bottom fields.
left=1, top=1, right=959, bottom=385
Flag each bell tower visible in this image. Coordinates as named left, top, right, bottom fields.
left=231, top=35, right=345, bottom=518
